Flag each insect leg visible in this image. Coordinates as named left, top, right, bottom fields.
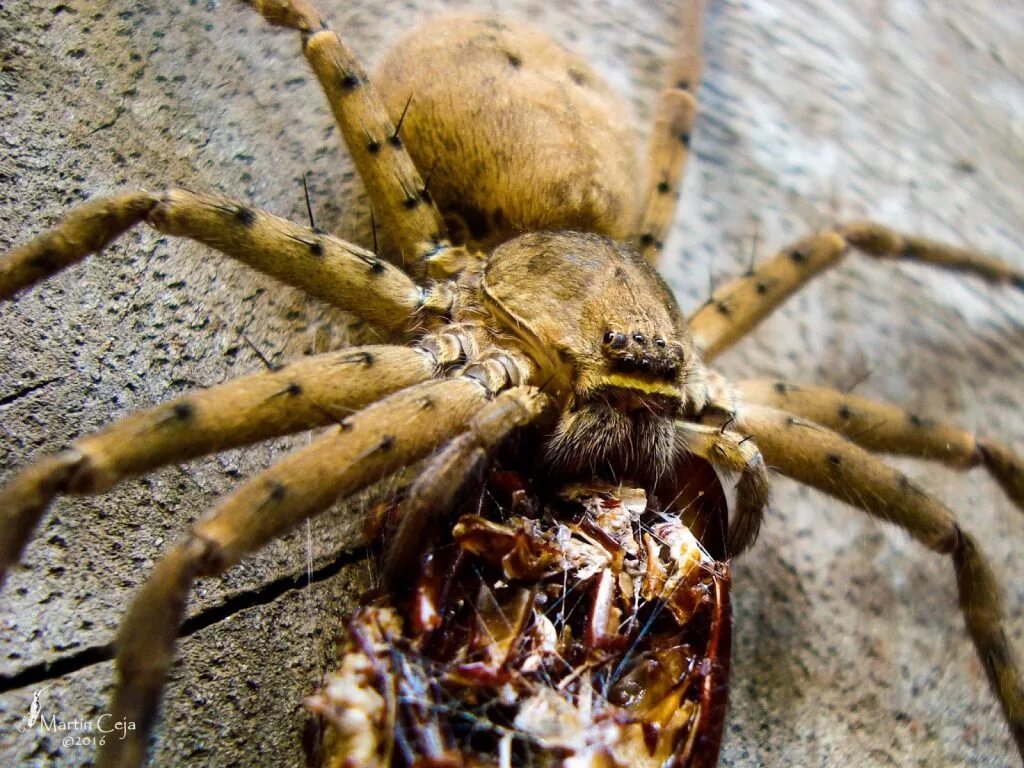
left=737, top=379, right=1024, bottom=511
left=635, top=0, right=704, bottom=266
left=688, top=226, right=1024, bottom=360
left=382, top=385, right=553, bottom=585
left=0, top=189, right=443, bottom=330
left=249, top=0, right=449, bottom=273
left=729, top=402, right=1024, bottom=759
left=676, top=421, right=770, bottom=556
left=94, top=375, right=491, bottom=768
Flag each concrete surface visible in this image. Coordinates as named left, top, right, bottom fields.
left=1, top=0, right=1022, bottom=765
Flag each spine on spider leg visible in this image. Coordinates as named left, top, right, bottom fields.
left=689, top=232, right=847, bottom=360
left=248, top=0, right=447, bottom=269
left=301, top=30, right=447, bottom=269
left=0, top=192, right=157, bottom=301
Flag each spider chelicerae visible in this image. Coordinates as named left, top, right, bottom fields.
left=2, top=1, right=1024, bottom=768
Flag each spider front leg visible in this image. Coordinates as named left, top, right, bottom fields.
left=0, top=343, right=447, bottom=587
left=249, top=0, right=449, bottom=272
left=635, top=0, right=704, bottom=265
left=688, top=224, right=1024, bottom=360
left=724, top=403, right=1024, bottom=758
left=737, top=379, right=1024, bottom=510
left=96, top=375, right=493, bottom=768
left=0, top=189, right=443, bottom=328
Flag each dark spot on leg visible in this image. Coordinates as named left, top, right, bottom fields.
left=838, top=403, right=852, bottom=419
left=403, top=195, right=420, bottom=210
left=639, top=232, right=655, bottom=248
left=308, top=240, right=323, bottom=257
left=676, top=79, right=690, bottom=91
left=505, top=51, right=522, bottom=68
left=366, top=139, right=381, bottom=154
left=173, top=402, right=194, bottom=421
left=420, top=187, right=432, bottom=204
left=286, top=382, right=303, bottom=397
left=715, top=301, right=730, bottom=315
left=774, top=381, right=788, bottom=394
left=568, top=68, right=587, bottom=86
left=827, top=453, right=841, bottom=466
left=657, top=180, right=671, bottom=194
left=340, top=72, right=360, bottom=90
left=908, top=413, right=932, bottom=428
left=234, top=206, right=256, bottom=227
left=388, top=134, right=403, bottom=149
left=29, top=246, right=61, bottom=273
left=679, top=132, right=691, bottom=148
left=268, top=482, right=287, bottom=502
left=788, top=247, right=807, bottom=263
left=379, top=435, right=396, bottom=452
left=755, top=281, right=769, bottom=295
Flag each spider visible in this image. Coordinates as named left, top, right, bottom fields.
left=0, top=0, right=1019, bottom=765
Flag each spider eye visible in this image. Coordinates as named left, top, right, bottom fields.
left=633, top=333, right=645, bottom=345
left=603, top=330, right=615, bottom=344
left=655, top=337, right=666, bottom=348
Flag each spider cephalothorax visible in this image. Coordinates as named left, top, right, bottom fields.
left=477, top=230, right=706, bottom=483
left=1, top=1, right=1023, bottom=766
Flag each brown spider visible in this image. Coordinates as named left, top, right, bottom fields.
left=2, top=1, right=1024, bottom=768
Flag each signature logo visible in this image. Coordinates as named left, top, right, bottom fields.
left=16, top=684, right=52, bottom=734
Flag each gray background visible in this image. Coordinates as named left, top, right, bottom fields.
left=1, top=0, right=1022, bottom=765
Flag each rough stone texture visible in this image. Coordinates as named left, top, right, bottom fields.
left=0, top=0, right=1021, bottom=766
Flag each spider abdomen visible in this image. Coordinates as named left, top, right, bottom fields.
left=376, top=13, right=640, bottom=247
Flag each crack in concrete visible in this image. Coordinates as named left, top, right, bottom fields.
left=0, top=545, right=370, bottom=694
left=0, top=377, right=63, bottom=409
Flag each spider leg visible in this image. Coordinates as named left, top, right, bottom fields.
left=635, top=0, right=704, bottom=266
left=688, top=224, right=1024, bottom=360
left=676, top=421, right=770, bottom=556
left=0, top=343, right=453, bottom=588
left=95, top=375, right=492, bottom=768
left=249, top=0, right=448, bottom=272
left=0, top=189, right=449, bottom=328
left=725, top=403, right=1024, bottom=758
left=382, top=385, right=553, bottom=586
left=737, top=379, right=1024, bottom=511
